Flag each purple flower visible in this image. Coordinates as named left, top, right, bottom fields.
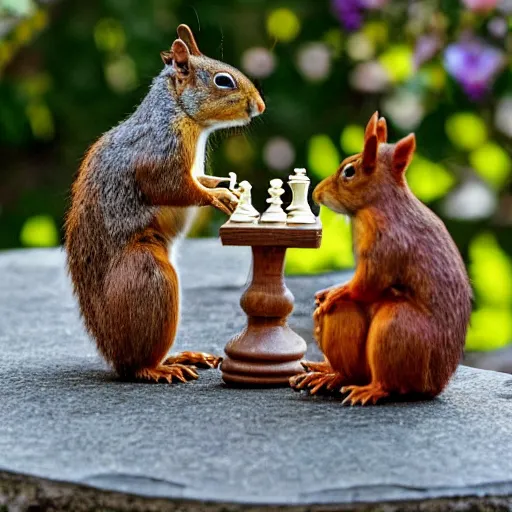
left=331, top=0, right=364, bottom=31
left=444, top=39, right=505, bottom=100
left=331, top=0, right=390, bottom=31
left=413, top=34, right=443, bottom=69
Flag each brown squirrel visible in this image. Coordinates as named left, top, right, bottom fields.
left=65, top=25, right=265, bottom=383
left=290, top=112, right=472, bottom=404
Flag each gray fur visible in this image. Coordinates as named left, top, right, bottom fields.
left=89, top=68, right=184, bottom=245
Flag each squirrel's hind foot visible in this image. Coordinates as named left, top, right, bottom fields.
left=341, top=383, right=388, bottom=406
left=164, top=351, right=222, bottom=370
left=290, top=368, right=344, bottom=395
left=134, top=363, right=199, bottom=384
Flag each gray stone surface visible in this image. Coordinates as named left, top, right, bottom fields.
left=1, top=241, right=512, bottom=511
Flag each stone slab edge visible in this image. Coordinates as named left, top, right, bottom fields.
left=1, top=469, right=512, bottom=512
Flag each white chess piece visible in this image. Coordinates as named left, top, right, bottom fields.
left=260, top=178, right=287, bottom=223
left=228, top=172, right=237, bottom=191
left=286, top=168, right=316, bottom=224
left=230, top=180, right=260, bottom=223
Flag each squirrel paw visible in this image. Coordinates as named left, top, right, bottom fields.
left=300, top=360, right=334, bottom=373
left=341, top=383, right=388, bottom=406
left=314, top=287, right=332, bottom=307
left=163, top=351, right=222, bottom=370
left=134, top=363, right=199, bottom=384
left=290, top=370, right=344, bottom=395
left=210, top=188, right=239, bottom=215
left=314, top=286, right=347, bottom=318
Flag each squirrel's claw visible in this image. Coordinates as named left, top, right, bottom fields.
left=300, top=360, right=333, bottom=373
left=341, top=384, right=388, bottom=406
left=210, top=188, right=239, bottom=215
left=290, top=370, right=344, bottom=395
left=164, top=351, right=222, bottom=369
left=134, top=363, right=199, bottom=384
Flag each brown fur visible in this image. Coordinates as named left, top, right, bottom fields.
left=65, top=25, right=264, bottom=382
left=291, top=112, right=472, bottom=404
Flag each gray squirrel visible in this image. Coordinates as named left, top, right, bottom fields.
left=65, top=24, right=265, bottom=383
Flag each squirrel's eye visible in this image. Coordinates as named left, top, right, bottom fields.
left=214, top=73, right=237, bottom=90
left=342, top=164, right=356, bottom=179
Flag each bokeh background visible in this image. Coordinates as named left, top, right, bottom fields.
left=0, top=0, right=511, bottom=364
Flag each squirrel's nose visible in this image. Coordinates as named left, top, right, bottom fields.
left=312, top=186, right=322, bottom=205
left=256, top=97, right=266, bottom=114
left=252, top=96, right=265, bottom=116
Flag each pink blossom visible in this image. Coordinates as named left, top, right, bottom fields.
left=462, top=0, right=498, bottom=12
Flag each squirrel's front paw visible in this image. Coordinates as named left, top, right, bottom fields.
left=315, top=288, right=331, bottom=307
left=210, top=188, right=239, bottom=215
left=321, top=286, right=351, bottom=313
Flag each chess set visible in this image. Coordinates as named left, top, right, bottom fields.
left=219, top=168, right=322, bottom=386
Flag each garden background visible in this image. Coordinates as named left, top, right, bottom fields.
left=0, top=0, right=511, bottom=354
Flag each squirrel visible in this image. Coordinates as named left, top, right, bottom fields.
left=290, top=112, right=472, bottom=405
left=65, top=25, right=265, bottom=383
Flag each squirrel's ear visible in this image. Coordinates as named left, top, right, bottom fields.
left=171, top=39, right=191, bottom=76
left=376, top=117, right=387, bottom=143
left=160, top=50, right=173, bottom=66
left=362, top=134, right=378, bottom=173
left=364, top=111, right=379, bottom=143
left=393, top=133, right=416, bottom=176
left=177, top=24, right=202, bottom=56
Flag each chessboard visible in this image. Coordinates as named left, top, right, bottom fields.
left=218, top=168, right=322, bottom=387
left=220, top=218, right=322, bottom=248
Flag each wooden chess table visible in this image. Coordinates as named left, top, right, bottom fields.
left=219, top=219, right=322, bottom=386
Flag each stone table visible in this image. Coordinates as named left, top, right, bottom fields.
left=1, top=241, right=512, bottom=512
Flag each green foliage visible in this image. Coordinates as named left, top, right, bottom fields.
left=308, top=135, right=340, bottom=180
left=407, top=156, right=455, bottom=203
left=286, top=207, right=353, bottom=274
left=469, top=143, right=511, bottom=189
left=1, top=0, right=34, bottom=17
left=20, top=215, right=59, bottom=247
left=340, top=125, right=365, bottom=155
left=445, top=113, right=487, bottom=151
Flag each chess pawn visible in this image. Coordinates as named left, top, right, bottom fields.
left=261, top=178, right=287, bottom=223
left=230, top=180, right=260, bottom=223
left=286, top=168, right=316, bottom=224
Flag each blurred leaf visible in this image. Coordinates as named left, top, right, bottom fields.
left=94, top=18, right=126, bottom=53
left=1, top=0, right=34, bottom=16
left=466, top=309, right=512, bottom=350
left=0, top=41, right=14, bottom=68
left=308, top=135, right=340, bottom=179
left=469, top=142, right=511, bottom=189
left=19, top=73, right=52, bottom=98
left=20, top=215, right=59, bottom=247
left=445, top=112, right=487, bottom=151
left=323, top=28, right=343, bottom=57
left=362, top=21, right=388, bottom=47
left=379, top=45, right=413, bottom=82
left=340, top=125, right=364, bottom=154
left=25, top=101, right=54, bottom=140
left=104, top=54, right=138, bottom=93
left=266, top=8, right=301, bottom=43
left=224, top=135, right=255, bottom=165
left=407, top=156, right=455, bottom=203
left=469, top=232, right=512, bottom=307
left=421, top=64, right=447, bottom=92
left=286, top=207, right=354, bottom=275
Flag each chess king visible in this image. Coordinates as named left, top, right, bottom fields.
left=66, top=25, right=265, bottom=383
left=291, top=112, right=472, bottom=405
